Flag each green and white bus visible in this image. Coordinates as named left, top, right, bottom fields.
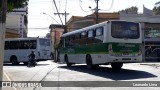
left=60, top=20, right=142, bottom=69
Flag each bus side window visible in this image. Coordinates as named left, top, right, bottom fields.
left=95, top=27, right=104, bottom=43
left=19, top=41, right=24, bottom=49
left=86, top=30, right=95, bottom=44
left=75, top=33, right=81, bottom=39
left=65, top=36, right=70, bottom=47
left=5, top=41, right=10, bottom=50
left=19, top=40, right=29, bottom=49
left=30, top=40, right=37, bottom=49
left=81, top=32, right=87, bottom=38
left=96, top=27, right=103, bottom=36
left=87, top=30, right=94, bottom=37
left=10, top=41, right=19, bottom=49
left=24, top=40, right=30, bottom=49
left=71, top=35, right=75, bottom=41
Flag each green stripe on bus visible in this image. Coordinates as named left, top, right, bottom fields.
left=60, top=42, right=141, bottom=54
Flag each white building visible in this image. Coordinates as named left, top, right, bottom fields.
left=6, top=6, right=28, bottom=38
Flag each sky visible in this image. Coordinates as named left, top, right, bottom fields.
left=28, top=0, right=160, bottom=37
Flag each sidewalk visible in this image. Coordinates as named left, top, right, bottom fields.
left=140, top=62, right=160, bottom=69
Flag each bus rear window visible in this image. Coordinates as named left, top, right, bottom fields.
left=39, top=39, right=50, bottom=46
left=111, top=21, right=140, bottom=39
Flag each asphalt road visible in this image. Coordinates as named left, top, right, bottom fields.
left=2, top=60, right=160, bottom=90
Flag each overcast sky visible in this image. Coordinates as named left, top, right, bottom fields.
left=28, top=0, right=160, bottom=37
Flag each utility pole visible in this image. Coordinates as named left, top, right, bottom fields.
left=95, top=0, right=99, bottom=24
left=54, top=11, right=69, bottom=62
left=0, top=0, right=7, bottom=89
left=54, top=11, right=69, bottom=33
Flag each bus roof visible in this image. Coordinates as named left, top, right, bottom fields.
left=61, top=21, right=109, bottom=37
left=61, top=20, right=139, bottom=37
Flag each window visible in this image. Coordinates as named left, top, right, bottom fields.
left=10, top=41, right=19, bottom=49
left=96, top=27, right=103, bottom=36
left=5, top=41, right=10, bottom=50
left=29, top=40, right=37, bottom=49
left=65, top=36, right=71, bottom=47
left=111, top=21, right=139, bottom=39
left=94, top=27, right=104, bottom=43
left=88, top=30, right=94, bottom=37
left=75, top=33, right=81, bottom=39
left=39, top=39, right=50, bottom=46
left=81, top=32, right=87, bottom=38
left=70, top=35, right=75, bottom=41
left=19, top=40, right=30, bottom=49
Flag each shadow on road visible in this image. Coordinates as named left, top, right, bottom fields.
left=59, top=65, right=157, bottom=81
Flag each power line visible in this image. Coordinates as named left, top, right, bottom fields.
left=79, top=0, right=91, bottom=12
left=65, top=0, right=68, bottom=11
left=52, top=0, right=63, bottom=25
left=59, top=0, right=61, bottom=12
left=51, top=0, right=55, bottom=13
left=43, top=12, right=60, bottom=24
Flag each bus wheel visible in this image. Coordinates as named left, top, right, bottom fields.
left=10, top=56, right=19, bottom=65
left=64, top=55, right=72, bottom=67
left=86, top=55, right=93, bottom=69
left=111, top=62, right=123, bottom=70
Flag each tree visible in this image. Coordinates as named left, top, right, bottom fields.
left=153, top=1, right=160, bottom=15
left=0, top=0, right=28, bottom=89
left=153, top=6, right=160, bottom=15
left=7, top=0, right=28, bottom=11
left=119, top=6, right=138, bottom=14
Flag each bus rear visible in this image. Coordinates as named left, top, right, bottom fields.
left=107, top=21, right=142, bottom=63
left=36, top=38, right=52, bottom=61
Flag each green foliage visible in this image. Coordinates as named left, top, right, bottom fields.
left=153, top=1, right=160, bottom=15
left=155, top=1, right=160, bottom=5
left=119, top=6, right=138, bottom=14
left=7, top=0, right=28, bottom=11
left=153, top=6, right=160, bottom=15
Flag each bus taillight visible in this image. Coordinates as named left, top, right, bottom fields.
left=138, top=45, right=142, bottom=55
left=108, top=44, right=113, bottom=54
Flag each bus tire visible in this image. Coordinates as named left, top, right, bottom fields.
left=111, top=62, right=123, bottom=70
left=10, top=56, right=19, bottom=65
left=64, top=55, right=72, bottom=67
left=86, top=55, right=93, bottom=69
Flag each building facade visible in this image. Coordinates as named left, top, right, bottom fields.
left=66, top=6, right=160, bottom=35
left=49, top=24, right=64, bottom=61
left=67, top=12, right=119, bottom=32
left=5, top=6, right=28, bottom=38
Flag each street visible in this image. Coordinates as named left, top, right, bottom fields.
left=2, top=60, right=160, bottom=90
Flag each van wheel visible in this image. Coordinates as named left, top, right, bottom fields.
left=111, top=62, right=123, bottom=70
left=10, top=56, right=19, bottom=65
left=65, top=55, right=72, bottom=67
left=86, top=55, right=93, bottom=69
